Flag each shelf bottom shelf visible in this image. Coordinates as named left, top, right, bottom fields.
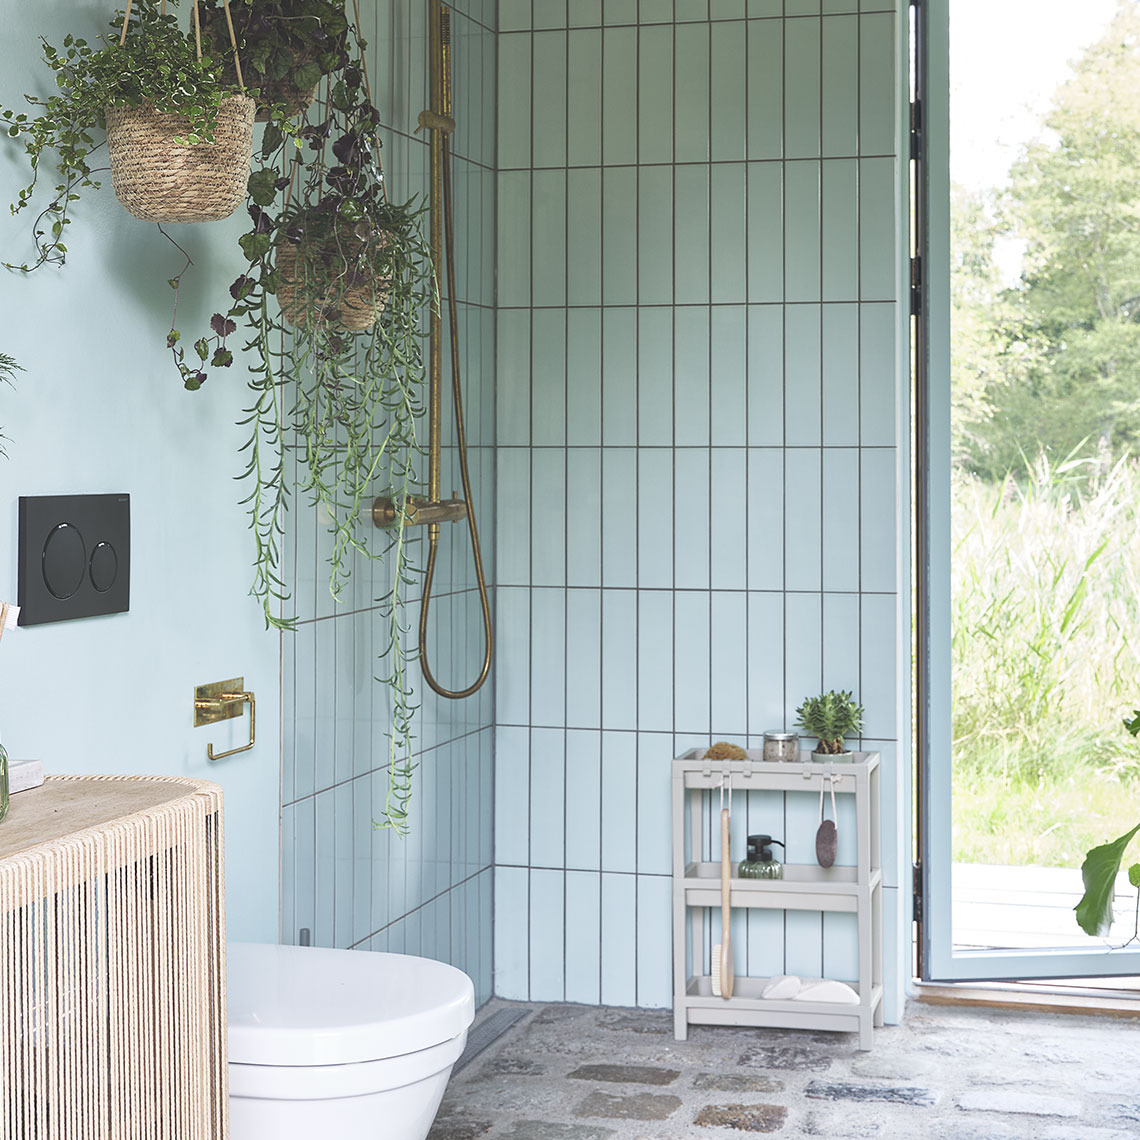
left=676, top=975, right=882, bottom=1048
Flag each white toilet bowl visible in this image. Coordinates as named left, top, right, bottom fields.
left=227, top=942, right=475, bottom=1140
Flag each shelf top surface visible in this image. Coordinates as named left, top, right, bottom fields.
left=674, top=749, right=880, bottom=775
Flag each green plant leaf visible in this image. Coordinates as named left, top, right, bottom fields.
left=1130, top=863, right=1140, bottom=890
left=1075, top=822, right=1140, bottom=937
left=248, top=169, right=279, bottom=207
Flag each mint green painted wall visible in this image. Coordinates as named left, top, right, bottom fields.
left=0, top=1, right=280, bottom=942
left=492, top=1, right=910, bottom=1020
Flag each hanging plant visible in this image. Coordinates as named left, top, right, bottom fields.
left=198, top=0, right=350, bottom=121
left=0, top=354, right=23, bottom=460
left=0, top=2, right=259, bottom=269
left=190, top=47, right=434, bottom=832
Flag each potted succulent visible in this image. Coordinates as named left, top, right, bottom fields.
left=795, top=690, right=865, bottom=762
left=0, top=2, right=258, bottom=267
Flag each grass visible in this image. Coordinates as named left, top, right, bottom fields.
left=952, top=451, right=1140, bottom=866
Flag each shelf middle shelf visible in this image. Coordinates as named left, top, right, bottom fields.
left=681, top=861, right=882, bottom=913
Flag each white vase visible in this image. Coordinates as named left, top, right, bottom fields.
left=810, top=750, right=854, bottom=763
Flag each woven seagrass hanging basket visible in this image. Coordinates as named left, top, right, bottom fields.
left=275, top=236, right=391, bottom=332
left=106, top=0, right=255, bottom=224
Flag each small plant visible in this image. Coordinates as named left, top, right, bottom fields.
left=0, top=354, right=23, bottom=459
left=1075, top=707, right=1140, bottom=941
left=0, top=3, right=247, bottom=270
left=795, top=690, right=865, bottom=755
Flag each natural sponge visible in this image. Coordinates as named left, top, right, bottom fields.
left=704, top=741, right=748, bottom=761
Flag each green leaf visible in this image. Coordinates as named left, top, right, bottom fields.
left=194, top=337, right=209, bottom=361
left=247, top=168, right=279, bottom=207
left=1075, top=822, right=1140, bottom=937
left=293, top=62, right=322, bottom=91
left=1130, top=863, right=1140, bottom=890
left=238, top=231, right=272, bottom=261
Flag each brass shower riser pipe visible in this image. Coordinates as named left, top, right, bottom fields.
left=372, top=494, right=468, bottom=528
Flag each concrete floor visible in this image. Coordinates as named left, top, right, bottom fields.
left=429, top=999, right=1140, bottom=1138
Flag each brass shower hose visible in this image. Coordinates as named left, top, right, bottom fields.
left=418, top=7, right=493, bottom=700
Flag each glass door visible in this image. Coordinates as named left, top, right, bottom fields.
left=919, top=0, right=1140, bottom=981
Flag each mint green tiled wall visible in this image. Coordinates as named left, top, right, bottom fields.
left=494, top=4, right=907, bottom=1016
left=281, top=0, right=496, bottom=1005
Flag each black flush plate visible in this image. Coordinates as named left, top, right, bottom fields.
left=18, top=494, right=130, bottom=626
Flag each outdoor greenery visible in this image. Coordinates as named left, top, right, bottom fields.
left=950, top=1, right=1140, bottom=879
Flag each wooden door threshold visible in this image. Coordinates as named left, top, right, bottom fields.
left=914, top=978, right=1140, bottom=1018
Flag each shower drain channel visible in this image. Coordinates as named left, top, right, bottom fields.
left=453, top=1007, right=529, bottom=1074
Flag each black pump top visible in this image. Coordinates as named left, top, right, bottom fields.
left=746, top=834, right=785, bottom=863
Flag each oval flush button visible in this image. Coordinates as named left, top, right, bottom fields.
left=42, top=522, right=87, bottom=600
left=89, top=541, right=118, bottom=593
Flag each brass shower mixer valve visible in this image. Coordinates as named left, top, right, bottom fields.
left=372, top=493, right=468, bottom=528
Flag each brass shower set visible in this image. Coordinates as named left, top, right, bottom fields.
left=372, top=1, right=493, bottom=699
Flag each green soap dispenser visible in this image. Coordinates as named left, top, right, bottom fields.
left=739, top=834, right=784, bottom=879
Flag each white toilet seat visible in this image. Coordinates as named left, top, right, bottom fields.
left=227, top=942, right=475, bottom=1067
left=228, top=1032, right=468, bottom=1101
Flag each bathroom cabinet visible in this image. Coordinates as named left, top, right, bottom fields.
left=672, top=749, right=883, bottom=1049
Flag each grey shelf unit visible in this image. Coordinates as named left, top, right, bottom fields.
left=672, top=749, right=883, bottom=1050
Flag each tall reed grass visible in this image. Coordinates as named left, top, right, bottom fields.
left=952, top=452, right=1140, bottom=864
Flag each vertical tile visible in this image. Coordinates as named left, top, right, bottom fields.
left=858, top=156, right=897, bottom=302
left=784, top=17, right=821, bottom=159
left=532, top=444, right=567, bottom=581
left=531, top=588, right=567, bottom=726
left=602, top=448, right=637, bottom=586
left=566, top=450, right=603, bottom=586
left=784, top=161, right=821, bottom=302
left=530, top=728, right=567, bottom=868
left=637, top=592, right=675, bottom=732
left=673, top=165, right=710, bottom=305
left=822, top=448, right=860, bottom=593
left=565, top=871, right=602, bottom=1002
left=860, top=592, right=898, bottom=741
left=674, top=22, right=710, bottom=162
left=747, top=305, right=784, bottom=444
left=603, top=26, right=638, bottom=163
left=566, top=591, right=602, bottom=727
left=638, top=166, right=675, bottom=306
left=747, top=20, right=783, bottom=159
left=641, top=0, right=674, bottom=22
left=567, top=308, right=603, bottom=445
left=601, top=591, right=638, bottom=730
left=746, top=910, right=787, bottom=979
left=532, top=310, right=568, bottom=446
left=747, top=163, right=784, bottom=304
left=710, top=450, right=748, bottom=590
left=784, top=449, right=822, bottom=590
left=533, top=32, right=569, bottom=168
left=530, top=869, right=566, bottom=1000
left=710, top=164, right=748, bottom=304
left=600, top=872, right=638, bottom=1006
left=673, top=306, right=710, bottom=446
left=496, top=448, right=531, bottom=585
left=784, top=591, right=823, bottom=728
left=601, top=730, right=638, bottom=873
left=603, top=306, right=637, bottom=443
left=605, top=0, right=639, bottom=22
left=602, top=167, right=638, bottom=307
left=822, top=591, right=861, bottom=694
left=822, top=911, right=859, bottom=982
left=860, top=446, right=897, bottom=593
left=566, top=729, right=603, bottom=868
left=710, top=305, right=747, bottom=444
left=567, top=169, right=603, bottom=306
left=710, top=21, right=747, bottom=161
left=532, top=170, right=568, bottom=307
left=570, top=0, right=603, bottom=25
left=747, top=448, right=785, bottom=592
left=859, top=11, right=896, bottom=157
left=673, top=590, right=711, bottom=735
left=638, top=307, right=674, bottom=446
left=676, top=0, right=710, bottom=18
left=747, top=592, right=786, bottom=733
left=568, top=29, right=603, bottom=166
left=494, top=866, right=530, bottom=999
left=860, top=302, right=897, bottom=446
left=822, top=159, right=858, bottom=301
left=498, top=171, right=532, bottom=307
left=639, top=23, right=674, bottom=165
left=822, top=303, right=859, bottom=446
left=497, top=33, right=532, bottom=169
left=821, top=15, right=858, bottom=156
left=499, top=1, right=532, bottom=31
left=784, top=911, right=823, bottom=981
left=638, top=449, right=675, bottom=589
left=636, top=875, right=674, bottom=1007
left=711, top=591, right=748, bottom=734
left=784, top=304, right=822, bottom=445
left=496, top=587, right=532, bottom=725
left=673, top=447, right=710, bottom=590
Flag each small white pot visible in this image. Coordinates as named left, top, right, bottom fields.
left=810, top=750, right=853, bottom=763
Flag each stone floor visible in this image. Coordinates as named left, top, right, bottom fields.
left=429, top=1000, right=1140, bottom=1138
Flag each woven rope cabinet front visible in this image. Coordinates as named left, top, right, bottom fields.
left=0, top=775, right=228, bottom=1140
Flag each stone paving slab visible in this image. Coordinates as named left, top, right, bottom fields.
left=428, top=999, right=1140, bottom=1140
